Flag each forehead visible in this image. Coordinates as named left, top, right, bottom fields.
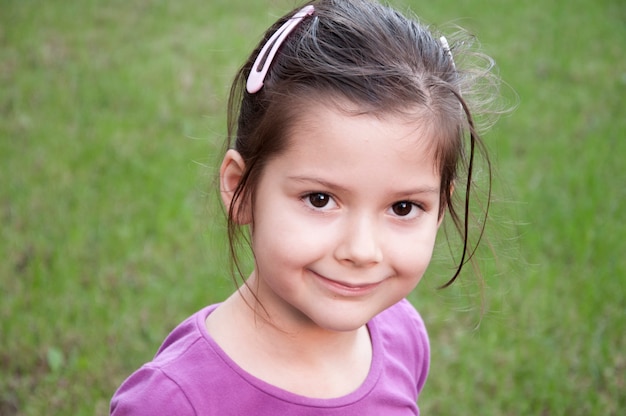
left=269, top=100, right=441, bottom=186
left=285, top=99, right=438, bottom=162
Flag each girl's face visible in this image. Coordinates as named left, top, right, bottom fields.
left=223, top=101, right=442, bottom=333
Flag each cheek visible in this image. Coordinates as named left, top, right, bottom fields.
left=252, top=214, right=329, bottom=264
left=388, top=228, right=438, bottom=274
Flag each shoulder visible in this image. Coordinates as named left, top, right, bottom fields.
left=372, top=299, right=430, bottom=391
left=111, top=306, right=220, bottom=415
left=375, top=298, right=428, bottom=339
left=110, top=366, right=195, bottom=416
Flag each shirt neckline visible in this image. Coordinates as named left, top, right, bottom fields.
left=194, top=303, right=384, bottom=408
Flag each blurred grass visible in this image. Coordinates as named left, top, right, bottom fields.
left=1, top=0, right=625, bottom=414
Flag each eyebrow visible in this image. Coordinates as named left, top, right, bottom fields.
left=287, top=176, right=349, bottom=192
left=287, top=175, right=440, bottom=196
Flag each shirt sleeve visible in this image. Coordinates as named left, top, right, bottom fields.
left=395, top=299, right=431, bottom=394
left=412, top=311, right=430, bottom=394
left=110, top=366, right=195, bottom=416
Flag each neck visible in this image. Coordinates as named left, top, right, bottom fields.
left=205, top=274, right=373, bottom=398
left=233, top=277, right=365, bottom=358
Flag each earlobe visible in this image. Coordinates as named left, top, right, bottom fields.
left=220, top=149, right=251, bottom=224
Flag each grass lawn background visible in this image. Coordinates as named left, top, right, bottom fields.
left=1, top=0, right=624, bottom=414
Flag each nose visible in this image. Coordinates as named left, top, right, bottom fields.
left=334, top=213, right=383, bottom=267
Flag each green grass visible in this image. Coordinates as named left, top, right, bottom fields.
left=1, top=0, right=624, bottom=414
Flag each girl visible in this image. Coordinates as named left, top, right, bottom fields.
left=111, top=0, right=500, bottom=414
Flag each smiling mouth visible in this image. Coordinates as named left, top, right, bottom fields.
left=311, top=271, right=382, bottom=296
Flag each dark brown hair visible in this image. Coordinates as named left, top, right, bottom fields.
left=223, top=0, right=500, bottom=288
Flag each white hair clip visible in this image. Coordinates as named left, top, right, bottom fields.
left=246, top=5, right=315, bottom=94
left=439, top=36, right=456, bottom=71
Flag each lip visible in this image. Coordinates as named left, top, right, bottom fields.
left=311, top=270, right=382, bottom=297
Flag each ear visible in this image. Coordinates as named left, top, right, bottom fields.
left=220, top=149, right=251, bottom=224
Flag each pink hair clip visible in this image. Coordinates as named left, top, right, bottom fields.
left=246, top=5, right=315, bottom=94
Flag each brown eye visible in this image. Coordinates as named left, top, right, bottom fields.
left=392, top=201, right=414, bottom=216
left=308, top=193, right=331, bottom=208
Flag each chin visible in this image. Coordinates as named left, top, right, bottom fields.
left=310, top=309, right=377, bottom=333
left=322, top=321, right=367, bottom=333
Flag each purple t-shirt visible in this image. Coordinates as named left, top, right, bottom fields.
left=110, top=299, right=429, bottom=415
